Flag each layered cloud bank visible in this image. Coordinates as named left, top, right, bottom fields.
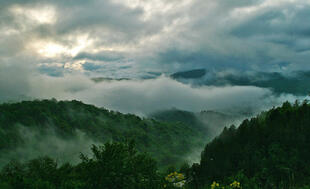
left=0, top=65, right=304, bottom=116
left=0, top=0, right=310, bottom=78
left=34, top=77, right=310, bottom=115
left=1, top=0, right=309, bottom=116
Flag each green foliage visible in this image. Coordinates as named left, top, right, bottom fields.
left=0, top=99, right=206, bottom=168
left=189, top=101, right=310, bottom=189
left=78, top=141, right=161, bottom=189
left=0, top=142, right=164, bottom=189
left=4, top=99, right=310, bottom=188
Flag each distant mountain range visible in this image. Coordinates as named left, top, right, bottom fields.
left=149, top=108, right=244, bottom=139
left=171, top=69, right=207, bottom=79
left=90, top=69, right=310, bottom=96
left=0, top=100, right=212, bottom=169
left=91, top=77, right=130, bottom=83
left=191, top=101, right=310, bottom=188
left=170, top=69, right=310, bottom=96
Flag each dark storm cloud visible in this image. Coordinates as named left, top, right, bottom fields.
left=144, top=0, right=310, bottom=72
left=230, top=4, right=310, bottom=55
left=232, top=5, right=310, bottom=38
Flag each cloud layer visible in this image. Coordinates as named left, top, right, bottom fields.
left=0, top=0, right=309, bottom=118
left=0, top=0, right=310, bottom=77
left=1, top=68, right=304, bottom=116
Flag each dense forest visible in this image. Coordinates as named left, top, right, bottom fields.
left=0, top=100, right=207, bottom=169
left=1, top=100, right=310, bottom=188
left=188, top=100, right=310, bottom=189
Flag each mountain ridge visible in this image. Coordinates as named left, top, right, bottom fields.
left=0, top=99, right=210, bottom=169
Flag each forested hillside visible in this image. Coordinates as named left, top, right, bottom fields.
left=150, top=109, right=239, bottom=139
left=2, top=100, right=310, bottom=189
left=188, top=101, right=310, bottom=189
left=0, top=100, right=207, bottom=168
left=0, top=141, right=166, bottom=189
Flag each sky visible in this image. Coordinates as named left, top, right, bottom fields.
left=0, top=0, right=309, bottom=114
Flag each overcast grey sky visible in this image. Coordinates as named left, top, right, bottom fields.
left=1, top=0, right=309, bottom=77
left=0, top=0, right=309, bottom=114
